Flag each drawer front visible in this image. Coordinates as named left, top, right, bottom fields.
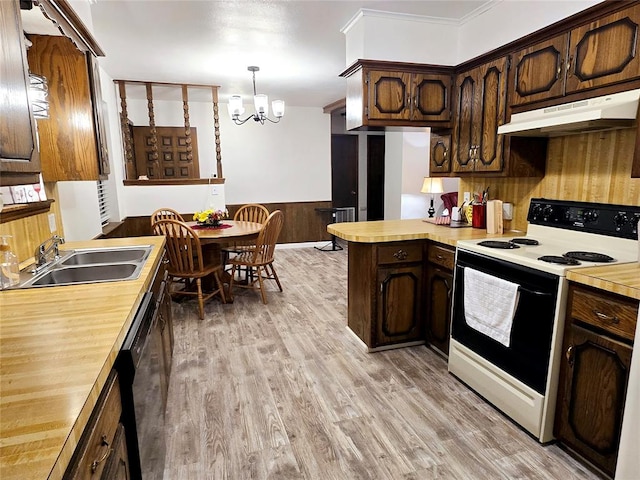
left=377, top=243, right=423, bottom=265
left=570, top=287, right=638, bottom=341
left=427, top=243, right=455, bottom=270
left=66, top=371, right=122, bottom=480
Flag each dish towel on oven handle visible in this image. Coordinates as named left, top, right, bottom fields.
left=463, top=267, right=520, bottom=347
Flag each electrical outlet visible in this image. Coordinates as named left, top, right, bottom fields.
left=48, top=213, right=57, bottom=233
left=211, top=186, right=220, bottom=195
left=463, top=192, right=471, bottom=202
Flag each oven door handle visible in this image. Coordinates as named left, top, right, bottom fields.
left=456, top=265, right=552, bottom=297
left=518, top=286, right=553, bottom=297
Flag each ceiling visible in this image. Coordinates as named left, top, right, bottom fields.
left=23, top=0, right=493, bottom=108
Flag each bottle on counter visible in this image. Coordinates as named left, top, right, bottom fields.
left=0, top=235, right=19, bottom=289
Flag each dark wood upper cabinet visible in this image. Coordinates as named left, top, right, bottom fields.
left=342, top=60, right=453, bottom=130
left=510, top=34, right=569, bottom=107
left=566, top=4, right=640, bottom=94
left=0, top=0, right=41, bottom=186
left=510, top=3, right=640, bottom=108
left=27, top=34, right=104, bottom=182
left=429, top=131, right=451, bottom=175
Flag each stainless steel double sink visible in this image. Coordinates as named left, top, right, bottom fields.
left=17, top=245, right=153, bottom=288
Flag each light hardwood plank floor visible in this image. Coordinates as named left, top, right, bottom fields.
left=164, top=246, right=600, bottom=479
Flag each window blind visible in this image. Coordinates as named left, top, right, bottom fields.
left=97, top=180, right=110, bottom=225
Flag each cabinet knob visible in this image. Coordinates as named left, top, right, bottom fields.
left=567, top=55, right=574, bottom=77
left=393, top=249, right=408, bottom=260
left=566, top=345, right=574, bottom=366
left=593, top=309, right=619, bottom=324
left=556, top=58, right=563, bottom=79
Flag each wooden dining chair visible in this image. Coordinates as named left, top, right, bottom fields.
left=151, top=208, right=184, bottom=227
left=222, top=203, right=270, bottom=273
left=228, top=210, right=284, bottom=304
left=153, top=219, right=225, bottom=319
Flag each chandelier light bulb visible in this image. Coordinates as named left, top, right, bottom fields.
left=228, top=66, right=284, bottom=125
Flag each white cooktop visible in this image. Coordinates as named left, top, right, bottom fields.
left=457, top=224, right=638, bottom=276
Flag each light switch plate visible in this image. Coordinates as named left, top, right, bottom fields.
left=463, top=192, right=471, bottom=202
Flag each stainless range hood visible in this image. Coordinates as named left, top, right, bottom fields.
left=498, top=89, right=640, bottom=137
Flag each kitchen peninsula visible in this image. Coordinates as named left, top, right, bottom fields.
left=0, top=236, right=166, bottom=480
left=327, top=219, right=513, bottom=352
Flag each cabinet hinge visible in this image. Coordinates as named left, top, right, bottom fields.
left=507, top=55, right=512, bottom=71
left=365, top=105, right=369, bottom=118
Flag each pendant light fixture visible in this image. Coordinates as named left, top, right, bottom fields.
left=228, top=66, right=285, bottom=125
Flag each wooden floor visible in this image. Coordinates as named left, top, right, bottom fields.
left=164, top=245, right=600, bottom=479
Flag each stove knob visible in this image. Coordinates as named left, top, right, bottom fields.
left=542, top=205, right=554, bottom=221
left=583, top=210, right=598, bottom=223
left=531, top=204, right=543, bottom=220
left=614, top=213, right=628, bottom=231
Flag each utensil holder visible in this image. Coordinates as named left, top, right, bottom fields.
left=472, top=204, right=486, bottom=229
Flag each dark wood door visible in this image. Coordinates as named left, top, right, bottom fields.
left=555, top=323, right=633, bottom=477
left=133, top=126, right=199, bottom=179
left=367, top=70, right=412, bottom=121
left=451, top=69, right=477, bottom=173
left=0, top=0, right=40, bottom=184
left=331, top=134, right=358, bottom=209
left=375, top=264, right=422, bottom=346
left=509, top=34, right=569, bottom=106
left=566, top=4, right=640, bottom=94
left=367, top=135, right=385, bottom=221
left=425, top=265, right=452, bottom=355
left=411, top=73, right=451, bottom=122
left=430, top=132, right=451, bottom=175
left=475, top=57, right=507, bottom=173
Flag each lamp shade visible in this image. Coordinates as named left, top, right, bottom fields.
left=272, top=99, right=285, bottom=118
left=228, top=95, right=244, bottom=117
left=254, top=94, right=268, bottom=115
left=420, top=177, right=444, bottom=194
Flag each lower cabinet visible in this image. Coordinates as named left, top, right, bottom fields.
left=100, top=424, right=130, bottom=480
left=554, top=283, right=638, bottom=478
left=348, top=241, right=425, bottom=349
left=424, top=243, right=455, bottom=355
left=64, top=371, right=129, bottom=480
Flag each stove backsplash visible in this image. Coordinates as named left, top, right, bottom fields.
left=458, top=128, right=640, bottom=233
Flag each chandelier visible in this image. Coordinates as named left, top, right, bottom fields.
left=228, top=66, right=285, bottom=125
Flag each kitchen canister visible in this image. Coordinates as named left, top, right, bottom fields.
left=472, top=204, right=486, bottom=229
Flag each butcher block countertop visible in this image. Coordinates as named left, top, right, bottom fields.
left=567, top=262, right=640, bottom=301
left=327, top=219, right=517, bottom=246
left=0, top=236, right=165, bottom=480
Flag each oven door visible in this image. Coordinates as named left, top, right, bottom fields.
left=451, top=250, right=560, bottom=394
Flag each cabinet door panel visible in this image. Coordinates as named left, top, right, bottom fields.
left=510, top=34, right=568, bottom=106
left=452, top=73, right=476, bottom=173
left=367, top=71, right=412, bottom=120
left=27, top=35, right=100, bottom=181
left=412, top=74, right=450, bottom=122
left=425, top=266, right=452, bottom=355
left=430, top=132, right=451, bottom=174
left=566, top=4, right=640, bottom=93
left=476, top=60, right=506, bottom=172
left=555, top=323, right=632, bottom=477
left=376, top=265, right=422, bottom=346
left=0, top=0, right=40, bottom=177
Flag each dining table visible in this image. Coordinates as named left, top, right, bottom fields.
left=187, top=219, right=263, bottom=295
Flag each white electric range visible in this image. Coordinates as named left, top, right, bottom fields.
left=449, top=198, right=640, bottom=442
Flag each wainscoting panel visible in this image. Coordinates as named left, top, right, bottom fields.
left=102, top=201, right=334, bottom=244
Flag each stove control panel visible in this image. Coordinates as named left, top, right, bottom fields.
left=528, top=198, right=640, bottom=239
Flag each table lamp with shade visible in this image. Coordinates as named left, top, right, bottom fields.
left=421, top=177, right=444, bottom=218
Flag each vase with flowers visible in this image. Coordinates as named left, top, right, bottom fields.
left=193, top=208, right=228, bottom=227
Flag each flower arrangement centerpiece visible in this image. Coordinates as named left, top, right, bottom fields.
left=193, top=208, right=228, bottom=227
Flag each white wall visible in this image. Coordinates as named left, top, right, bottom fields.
left=384, top=132, right=403, bottom=219
left=344, top=10, right=458, bottom=66
left=56, top=182, right=102, bottom=241
left=457, top=1, right=602, bottom=62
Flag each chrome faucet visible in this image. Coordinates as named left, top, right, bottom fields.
left=34, top=235, right=65, bottom=269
